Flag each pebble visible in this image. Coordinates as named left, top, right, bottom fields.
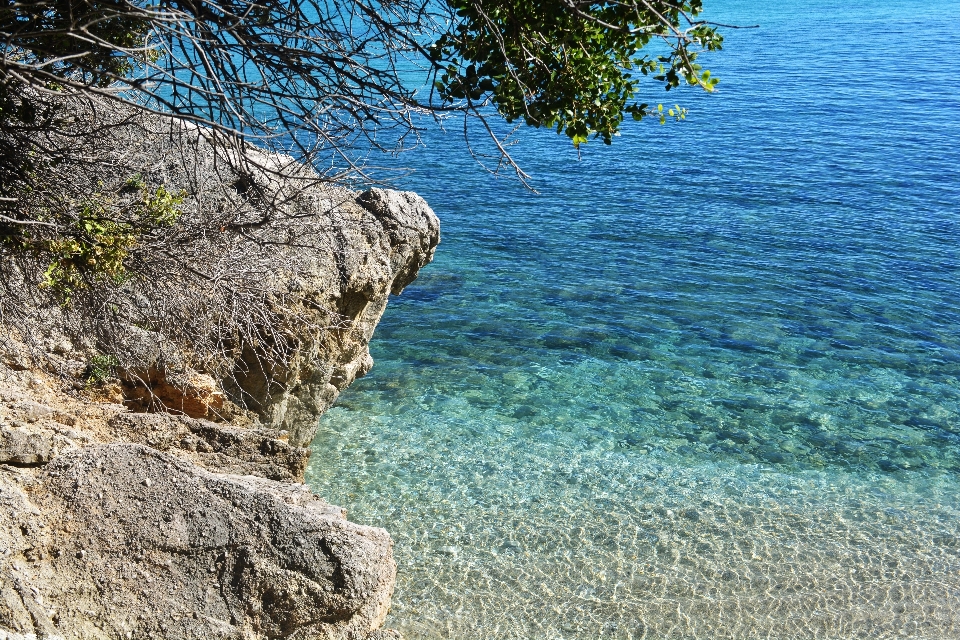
left=143, top=478, right=152, bottom=487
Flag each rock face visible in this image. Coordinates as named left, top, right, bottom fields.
left=107, top=413, right=310, bottom=482
left=1, top=445, right=395, bottom=640
left=3, top=105, right=440, bottom=451
left=94, top=180, right=441, bottom=448
left=0, top=118, right=438, bottom=635
left=225, top=186, right=441, bottom=447
left=99, top=181, right=440, bottom=448
left=121, top=369, right=225, bottom=420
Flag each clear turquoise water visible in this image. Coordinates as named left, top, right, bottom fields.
left=306, top=2, right=960, bottom=638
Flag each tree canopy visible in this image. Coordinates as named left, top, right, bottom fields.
left=0, top=0, right=724, bottom=376
left=2, top=0, right=723, bottom=166
left=431, top=0, right=722, bottom=146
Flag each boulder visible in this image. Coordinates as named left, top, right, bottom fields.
left=0, top=107, right=441, bottom=638
left=0, top=444, right=396, bottom=639
left=222, top=186, right=440, bottom=446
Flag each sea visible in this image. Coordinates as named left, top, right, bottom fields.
left=304, top=1, right=960, bottom=638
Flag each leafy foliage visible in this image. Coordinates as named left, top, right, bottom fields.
left=85, top=352, right=120, bottom=385
left=430, top=0, right=723, bottom=146
left=35, top=185, right=185, bottom=296
left=2, top=170, right=185, bottom=298
left=0, top=0, right=726, bottom=383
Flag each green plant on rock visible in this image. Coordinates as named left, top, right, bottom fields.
left=41, top=213, right=137, bottom=294
left=142, top=185, right=186, bottom=227
left=85, top=353, right=120, bottom=385
left=37, top=183, right=186, bottom=297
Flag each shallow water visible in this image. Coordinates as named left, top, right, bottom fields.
left=306, top=1, right=960, bottom=637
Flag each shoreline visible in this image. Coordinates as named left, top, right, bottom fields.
left=0, top=111, right=440, bottom=639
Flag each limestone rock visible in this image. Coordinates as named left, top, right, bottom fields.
left=98, top=182, right=440, bottom=446
left=356, top=188, right=441, bottom=295
left=121, top=368, right=224, bottom=419
left=0, top=444, right=396, bottom=639
left=223, top=186, right=440, bottom=446
left=0, top=362, right=403, bottom=639
left=107, top=412, right=309, bottom=481
left=0, top=423, right=53, bottom=466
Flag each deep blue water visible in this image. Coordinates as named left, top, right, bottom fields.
left=306, top=2, right=960, bottom=638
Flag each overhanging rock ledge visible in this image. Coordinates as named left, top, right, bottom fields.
left=0, top=111, right=439, bottom=639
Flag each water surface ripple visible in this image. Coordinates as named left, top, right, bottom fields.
left=307, top=1, right=960, bottom=637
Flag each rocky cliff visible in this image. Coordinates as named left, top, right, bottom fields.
left=0, top=111, right=440, bottom=639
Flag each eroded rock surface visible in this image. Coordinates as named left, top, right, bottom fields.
left=224, top=185, right=441, bottom=447
left=0, top=265, right=416, bottom=639
left=0, top=142, right=437, bottom=636
left=0, top=444, right=395, bottom=639
left=100, top=181, right=442, bottom=448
